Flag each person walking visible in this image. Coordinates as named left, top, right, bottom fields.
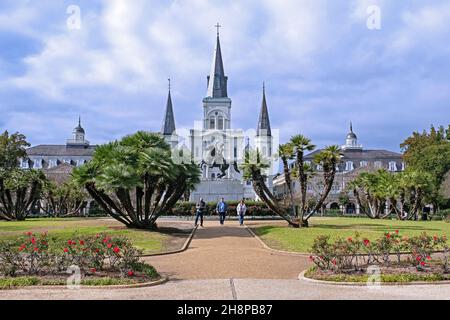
left=195, top=198, right=206, bottom=227
left=236, top=199, right=247, bottom=226
left=216, top=198, right=228, bottom=225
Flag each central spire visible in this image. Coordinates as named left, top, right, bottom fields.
left=161, top=78, right=176, bottom=136
left=206, top=23, right=228, bottom=98
left=257, top=82, right=272, bottom=137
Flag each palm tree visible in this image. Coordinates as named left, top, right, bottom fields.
left=277, top=143, right=296, bottom=216
left=73, top=131, right=201, bottom=229
left=303, top=145, right=342, bottom=222
left=242, top=150, right=299, bottom=228
left=290, top=135, right=316, bottom=215
left=0, top=169, right=46, bottom=221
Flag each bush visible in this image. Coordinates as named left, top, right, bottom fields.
left=310, top=231, right=449, bottom=274
left=0, top=232, right=143, bottom=277
left=170, top=201, right=285, bottom=216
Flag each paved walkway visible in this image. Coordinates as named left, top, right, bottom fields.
left=142, top=221, right=309, bottom=280
left=1, top=220, right=449, bottom=300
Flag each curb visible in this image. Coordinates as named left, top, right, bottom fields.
left=1, top=276, right=169, bottom=291
left=298, top=270, right=450, bottom=287
left=245, top=226, right=310, bottom=257
left=140, top=226, right=198, bottom=257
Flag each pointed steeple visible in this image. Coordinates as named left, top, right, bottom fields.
left=206, top=24, right=228, bottom=98
left=161, top=79, right=176, bottom=136
left=257, top=83, right=272, bottom=137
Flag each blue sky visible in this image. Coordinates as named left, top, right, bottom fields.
left=1, top=0, right=449, bottom=152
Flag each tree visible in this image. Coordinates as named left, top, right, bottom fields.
left=0, top=131, right=30, bottom=170
left=303, top=145, right=342, bottom=223
left=40, top=180, right=88, bottom=217
left=290, top=135, right=316, bottom=215
left=242, top=149, right=300, bottom=228
left=401, top=125, right=450, bottom=210
left=0, top=169, right=46, bottom=221
left=72, top=131, right=201, bottom=230
left=277, top=143, right=296, bottom=216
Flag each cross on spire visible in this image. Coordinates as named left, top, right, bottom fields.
left=215, top=23, right=222, bottom=36
left=168, top=78, right=171, bottom=91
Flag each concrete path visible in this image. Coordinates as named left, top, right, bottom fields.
left=1, top=220, right=449, bottom=300
left=142, top=221, right=309, bottom=280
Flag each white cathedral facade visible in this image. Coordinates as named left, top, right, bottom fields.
left=161, top=30, right=276, bottom=202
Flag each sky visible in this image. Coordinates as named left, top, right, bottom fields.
left=0, top=0, right=449, bottom=152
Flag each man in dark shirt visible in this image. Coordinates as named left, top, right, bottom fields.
left=195, top=198, right=206, bottom=227
left=216, top=198, right=228, bottom=225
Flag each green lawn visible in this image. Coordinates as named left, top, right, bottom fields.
left=0, top=218, right=173, bottom=254
left=251, top=217, right=450, bottom=253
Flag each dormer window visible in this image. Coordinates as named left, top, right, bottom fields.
left=20, top=159, right=29, bottom=169
left=316, top=164, right=323, bottom=171
left=345, top=161, right=354, bottom=171
left=49, top=159, right=57, bottom=168
left=33, top=159, right=43, bottom=169
left=388, top=161, right=397, bottom=172
left=374, top=161, right=382, bottom=169
left=360, top=161, right=368, bottom=168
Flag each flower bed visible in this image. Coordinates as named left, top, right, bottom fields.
left=0, top=232, right=159, bottom=289
left=306, top=231, right=450, bottom=283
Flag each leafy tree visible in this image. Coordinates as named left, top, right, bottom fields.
left=40, top=180, right=88, bottom=217
left=401, top=125, right=450, bottom=210
left=0, top=131, right=30, bottom=169
left=72, top=132, right=201, bottom=230
left=0, top=169, right=46, bottom=221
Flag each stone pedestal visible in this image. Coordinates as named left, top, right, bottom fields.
left=190, top=179, right=245, bottom=202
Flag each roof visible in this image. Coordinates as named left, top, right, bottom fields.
left=305, top=149, right=402, bottom=161
left=206, top=35, right=228, bottom=98
left=43, top=163, right=75, bottom=185
left=27, top=145, right=96, bottom=157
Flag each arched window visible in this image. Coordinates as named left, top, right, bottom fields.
left=209, top=118, right=216, bottom=129
left=218, top=116, right=224, bottom=130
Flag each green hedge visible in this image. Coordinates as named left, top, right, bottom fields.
left=169, top=201, right=286, bottom=216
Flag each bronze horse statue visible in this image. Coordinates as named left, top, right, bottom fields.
left=200, top=145, right=240, bottom=179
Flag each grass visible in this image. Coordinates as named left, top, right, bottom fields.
left=252, top=217, right=450, bottom=253
left=304, top=267, right=450, bottom=283
left=0, top=276, right=146, bottom=289
left=0, top=217, right=173, bottom=254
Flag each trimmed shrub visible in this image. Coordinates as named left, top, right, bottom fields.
left=170, top=201, right=286, bottom=216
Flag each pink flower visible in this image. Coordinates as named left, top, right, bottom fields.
left=420, top=261, right=426, bottom=266
left=113, top=247, right=120, bottom=253
left=107, top=243, right=112, bottom=249
left=127, top=271, right=134, bottom=277
left=363, top=239, right=370, bottom=246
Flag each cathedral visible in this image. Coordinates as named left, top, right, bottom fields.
left=160, top=27, right=275, bottom=202
left=23, top=28, right=276, bottom=203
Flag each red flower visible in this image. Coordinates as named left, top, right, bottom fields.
left=309, top=255, right=314, bottom=261
left=26, top=232, right=33, bottom=236
left=91, top=268, right=97, bottom=273
left=420, top=261, right=426, bottom=266
left=386, top=234, right=391, bottom=239
left=427, top=256, right=431, bottom=260
left=63, top=248, right=69, bottom=253
left=363, top=239, right=370, bottom=245
left=107, top=243, right=112, bottom=249
left=95, top=249, right=100, bottom=253
left=332, top=260, right=337, bottom=265
left=79, top=240, right=85, bottom=245
left=68, top=240, right=74, bottom=246
left=433, top=235, right=438, bottom=241
left=113, top=247, right=120, bottom=253
left=416, top=256, right=422, bottom=261
left=347, top=237, right=353, bottom=242
left=31, top=238, right=36, bottom=245
left=34, top=247, right=39, bottom=252
left=127, top=271, right=134, bottom=277
left=395, top=230, right=399, bottom=234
